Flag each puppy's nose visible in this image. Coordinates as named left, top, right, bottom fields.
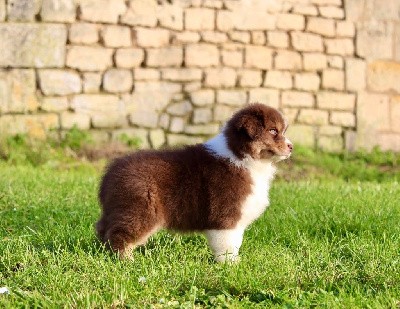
left=287, top=143, right=293, bottom=152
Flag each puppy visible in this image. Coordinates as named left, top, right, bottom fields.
left=96, top=103, right=292, bottom=262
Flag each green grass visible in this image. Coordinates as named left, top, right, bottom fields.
left=1, top=161, right=399, bottom=308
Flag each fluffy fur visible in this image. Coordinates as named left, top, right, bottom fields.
left=96, top=103, right=292, bottom=262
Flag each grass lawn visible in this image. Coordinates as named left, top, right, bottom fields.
left=1, top=160, right=399, bottom=308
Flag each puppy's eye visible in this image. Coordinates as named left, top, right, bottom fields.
left=269, top=129, right=278, bottom=136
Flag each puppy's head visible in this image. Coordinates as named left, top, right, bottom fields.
left=225, top=103, right=292, bottom=162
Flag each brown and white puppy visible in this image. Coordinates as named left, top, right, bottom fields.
left=96, top=103, right=292, bottom=262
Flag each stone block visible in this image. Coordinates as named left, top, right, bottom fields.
left=317, top=91, right=355, bottom=111
left=185, top=44, right=219, bottom=67
left=7, top=0, right=41, bottom=21
left=41, top=96, right=69, bottom=112
left=173, top=31, right=200, bottom=43
left=41, top=0, right=75, bottom=22
left=71, top=94, right=122, bottom=114
left=121, top=0, right=157, bottom=27
left=286, top=124, right=314, bottom=147
left=159, top=113, right=170, bottom=129
left=228, top=31, right=251, bottom=43
left=69, top=23, right=98, bottom=44
left=184, top=82, right=202, bottom=92
left=275, top=51, right=302, bottom=70
left=166, top=134, right=204, bottom=146
left=147, top=47, right=183, bottom=67
left=282, top=108, right=298, bottom=123
left=190, top=90, right=215, bottom=106
left=235, top=11, right=276, bottom=31
left=135, top=27, right=169, bottom=47
left=327, top=56, right=344, bottom=69
left=298, top=109, right=329, bottom=125
left=202, top=31, right=228, bottom=43
left=192, top=108, right=212, bottom=124
left=245, top=46, right=273, bottom=69
left=294, top=73, right=320, bottom=91
left=251, top=31, right=266, bottom=45
left=92, top=113, right=127, bottom=128
left=367, top=60, right=400, bottom=93
left=115, top=48, right=144, bottom=68
left=0, top=69, right=38, bottom=113
left=307, top=17, right=335, bottom=37
left=291, top=32, right=323, bottom=52
left=238, top=70, right=263, bottom=87
left=310, top=0, right=341, bottom=5
left=149, top=129, right=166, bottom=148
left=357, top=92, right=391, bottom=134
left=67, top=46, right=113, bottom=71
left=162, top=68, right=202, bottom=81
left=345, top=58, right=366, bottom=91
left=391, top=96, right=400, bottom=132
left=336, top=21, right=355, bottom=37
left=217, top=90, right=247, bottom=106
left=103, top=69, right=133, bottom=93
left=0, top=24, right=66, bottom=68
left=322, top=69, right=344, bottom=91
left=185, top=124, right=220, bottom=136
left=264, top=71, right=292, bottom=89
left=129, top=112, right=159, bottom=128
left=357, top=22, right=393, bottom=60
left=204, top=68, right=236, bottom=88
left=134, top=68, right=160, bottom=80
left=222, top=49, right=243, bottom=67
left=248, top=88, right=279, bottom=108
left=203, top=0, right=223, bottom=8
left=320, top=125, right=342, bottom=136
left=167, top=101, right=193, bottom=116
left=319, top=136, right=343, bottom=152
left=83, top=73, right=102, bottom=93
left=0, top=0, right=5, bottom=21
left=0, top=114, right=58, bottom=139
left=216, top=10, right=234, bottom=32
left=39, top=69, right=81, bottom=96
left=158, top=4, right=183, bottom=30
left=376, top=133, right=400, bottom=152
left=169, top=116, right=185, bottom=133
left=330, top=111, right=355, bottom=127
left=102, top=25, right=132, bottom=47
left=319, top=6, right=344, bottom=19
left=267, top=31, right=289, bottom=48
left=80, top=0, right=127, bottom=24
left=325, top=38, right=354, bottom=56
left=276, top=13, right=305, bottom=30
left=214, top=105, right=237, bottom=122
left=293, top=4, right=318, bottom=16
left=303, top=53, right=327, bottom=71
left=282, top=91, right=314, bottom=107
left=185, top=8, right=215, bottom=30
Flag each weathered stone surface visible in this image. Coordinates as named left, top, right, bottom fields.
left=282, top=91, right=314, bottom=107
left=159, top=113, right=170, bottom=129
left=235, top=11, right=276, bottom=31
left=214, top=105, right=237, bottom=122
left=192, top=108, right=213, bottom=124
left=7, top=0, right=41, bottom=21
left=203, top=31, right=228, bottom=43
left=39, top=69, right=81, bottom=96
left=115, top=48, right=144, bottom=68
left=264, top=71, right=292, bottom=89
left=295, top=73, right=320, bottom=91
left=92, top=113, right=127, bottom=128
left=391, top=96, right=400, bottom=132
left=222, top=49, right=243, bottom=67
left=158, top=4, right=183, bottom=30
left=149, top=129, right=165, bottom=148
left=167, top=101, right=192, bottom=116
left=217, top=90, right=247, bottom=106
left=173, top=31, right=200, bottom=43
left=319, top=136, right=343, bottom=152
left=162, top=68, right=202, bottom=81
left=311, top=0, right=341, bottom=5
left=330, top=111, right=355, bottom=127
left=346, top=58, right=366, bottom=91
left=185, top=44, right=219, bottom=67
left=228, top=31, right=251, bottom=43
left=238, top=70, right=263, bottom=87
left=307, top=17, right=335, bottom=37
left=322, top=69, right=344, bottom=91
left=60, top=112, right=90, bottom=130
left=147, top=47, right=183, bottom=67
left=102, top=25, right=132, bottom=47
left=317, top=91, right=355, bottom=111
left=298, top=109, right=329, bottom=125
left=204, top=68, right=236, bottom=88
left=0, top=114, right=58, bottom=139
left=291, top=32, right=323, bottom=52
left=184, top=82, right=202, bottom=92
left=185, top=8, right=214, bottom=30
left=0, top=0, right=6, bottom=21
left=0, top=69, right=38, bottom=113
left=121, top=0, right=157, bottom=27
left=275, top=50, right=302, bottom=70
left=103, top=69, right=133, bottom=93
left=320, top=125, right=342, bottom=136
left=293, top=4, right=318, bottom=16
left=80, top=0, right=127, bottom=24
left=0, top=24, right=66, bottom=68
left=267, top=31, right=289, bottom=48
left=129, top=112, right=158, bottom=128
left=41, top=96, right=69, bottom=112
left=286, top=124, right=314, bottom=147
left=248, top=88, right=279, bottom=108
left=185, top=124, right=220, bottom=135
left=336, top=21, right=355, bottom=37
left=276, top=13, right=305, bottom=30
left=83, top=73, right=102, bottom=93
left=169, top=116, right=184, bottom=132
left=325, top=38, right=354, bottom=56
left=69, top=23, right=98, bottom=44
left=327, top=55, right=344, bottom=69
left=357, top=22, right=393, bottom=60
left=367, top=61, right=400, bottom=93
left=319, top=6, right=344, bottom=19
left=134, top=68, right=160, bottom=80
left=245, top=46, right=273, bottom=69
left=303, top=53, right=327, bottom=71
left=135, top=27, right=169, bottom=47
left=166, top=134, right=203, bottom=146
left=190, top=89, right=215, bottom=106
left=67, top=46, right=113, bottom=71
left=71, top=94, right=123, bottom=114
left=251, top=31, right=266, bottom=45
left=282, top=108, right=299, bottom=123
left=357, top=92, right=390, bottom=135
left=41, top=0, right=76, bottom=22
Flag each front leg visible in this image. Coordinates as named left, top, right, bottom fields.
left=205, top=228, right=244, bottom=263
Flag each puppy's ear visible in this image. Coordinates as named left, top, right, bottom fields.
left=236, top=112, right=264, bottom=140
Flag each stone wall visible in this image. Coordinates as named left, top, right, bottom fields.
left=0, top=0, right=399, bottom=151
